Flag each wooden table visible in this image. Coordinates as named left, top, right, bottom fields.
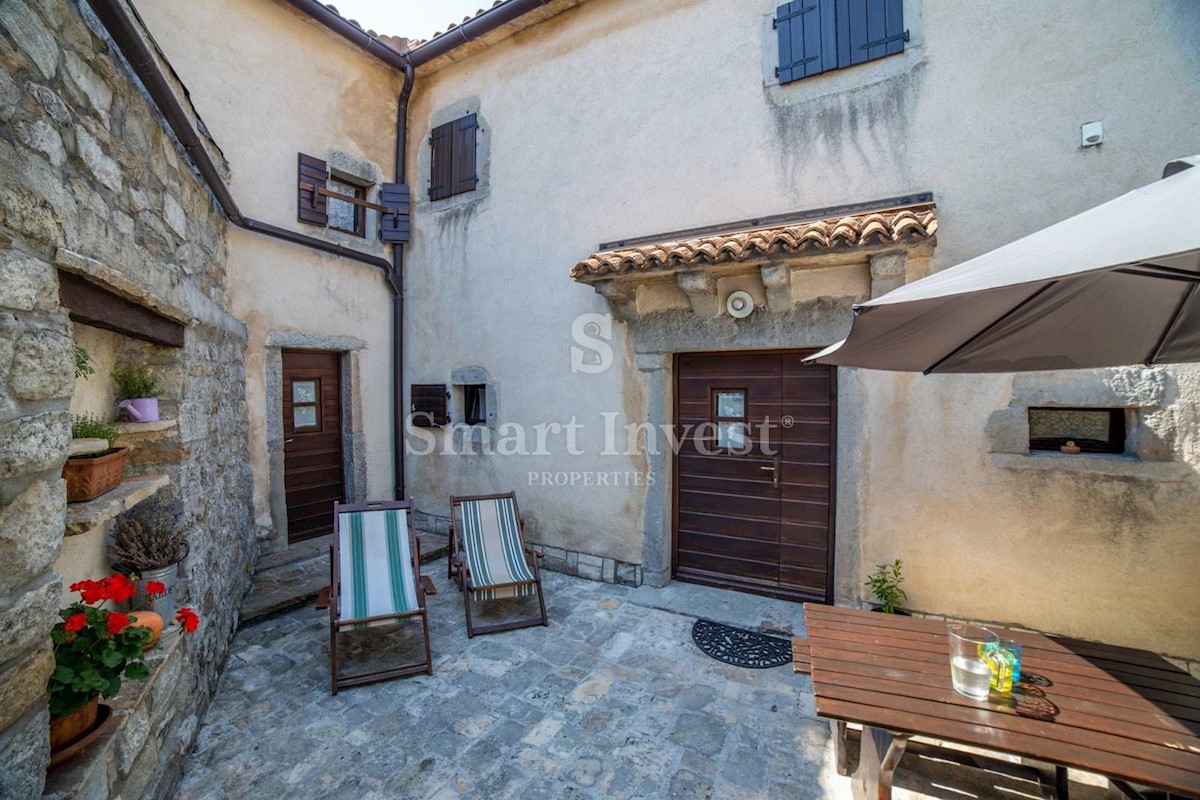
left=803, top=604, right=1200, bottom=800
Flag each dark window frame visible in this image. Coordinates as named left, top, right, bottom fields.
left=1028, top=407, right=1127, bottom=455
left=463, top=384, right=487, bottom=426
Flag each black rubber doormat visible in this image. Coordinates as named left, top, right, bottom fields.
left=691, top=618, right=792, bottom=669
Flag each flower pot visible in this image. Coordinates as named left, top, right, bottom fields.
left=48, top=700, right=113, bottom=769
left=118, top=397, right=159, bottom=423
left=130, top=561, right=183, bottom=619
left=129, top=610, right=164, bottom=650
left=62, top=447, right=130, bottom=503
left=49, top=696, right=98, bottom=753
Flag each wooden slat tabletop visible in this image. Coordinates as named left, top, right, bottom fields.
left=803, top=604, right=1200, bottom=796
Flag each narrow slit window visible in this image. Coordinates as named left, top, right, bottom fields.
left=714, top=389, right=748, bottom=450
left=1028, top=407, right=1126, bottom=454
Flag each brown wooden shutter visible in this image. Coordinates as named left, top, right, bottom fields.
left=298, top=153, right=329, bottom=225
left=379, top=182, right=411, bottom=243
left=429, top=122, right=453, bottom=201
left=410, top=383, right=448, bottom=427
left=451, top=113, right=478, bottom=196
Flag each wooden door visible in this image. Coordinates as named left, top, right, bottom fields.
left=673, top=351, right=835, bottom=602
left=282, top=350, right=344, bottom=543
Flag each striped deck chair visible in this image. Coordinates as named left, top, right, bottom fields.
left=448, top=492, right=548, bottom=637
left=329, top=500, right=431, bottom=693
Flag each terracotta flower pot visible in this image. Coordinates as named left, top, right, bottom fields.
left=62, top=447, right=130, bottom=503
left=129, top=610, right=164, bottom=650
left=49, top=696, right=99, bottom=753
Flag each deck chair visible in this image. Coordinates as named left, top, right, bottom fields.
left=448, top=492, right=548, bottom=637
left=329, top=500, right=432, bottom=693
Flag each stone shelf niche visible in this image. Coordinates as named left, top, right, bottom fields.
left=64, top=474, right=170, bottom=537
left=115, top=419, right=178, bottom=436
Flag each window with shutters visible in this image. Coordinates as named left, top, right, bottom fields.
left=296, top=153, right=410, bottom=243
left=411, top=384, right=449, bottom=427
left=775, top=0, right=908, bottom=85
left=429, top=113, right=479, bottom=201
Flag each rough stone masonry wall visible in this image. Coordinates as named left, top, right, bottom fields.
left=0, top=1, right=255, bottom=797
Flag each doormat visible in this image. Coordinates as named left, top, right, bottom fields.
left=691, top=618, right=792, bottom=669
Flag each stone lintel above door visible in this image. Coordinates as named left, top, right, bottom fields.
left=571, top=204, right=937, bottom=322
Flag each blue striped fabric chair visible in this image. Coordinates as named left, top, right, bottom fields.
left=449, top=491, right=548, bottom=637
left=329, top=500, right=431, bottom=693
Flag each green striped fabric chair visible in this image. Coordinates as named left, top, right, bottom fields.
left=329, top=500, right=431, bottom=693
left=449, top=492, right=548, bottom=637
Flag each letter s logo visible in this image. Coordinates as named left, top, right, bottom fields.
left=571, top=313, right=613, bottom=374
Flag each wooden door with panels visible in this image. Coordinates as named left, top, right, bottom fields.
left=282, top=350, right=345, bottom=543
left=673, top=350, right=836, bottom=602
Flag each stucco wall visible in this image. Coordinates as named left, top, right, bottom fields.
left=135, top=0, right=402, bottom=548
left=403, top=0, right=1200, bottom=657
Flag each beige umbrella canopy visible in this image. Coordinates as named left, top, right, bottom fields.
left=810, top=157, right=1200, bottom=373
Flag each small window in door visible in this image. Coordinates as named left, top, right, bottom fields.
left=292, top=380, right=321, bottom=431
left=713, top=389, right=748, bottom=450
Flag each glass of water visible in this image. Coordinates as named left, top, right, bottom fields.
left=947, top=624, right=998, bottom=700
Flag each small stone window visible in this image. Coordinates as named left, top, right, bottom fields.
left=1028, top=407, right=1126, bottom=454
left=463, top=384, right=487, bottom=426
left=326, top=175, right=368, bottom=237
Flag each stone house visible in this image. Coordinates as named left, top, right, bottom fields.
left=1, top=0, right=1199, bottom=797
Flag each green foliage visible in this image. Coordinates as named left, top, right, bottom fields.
left=865, top=559, right=908, bottom=614
left=110, top=364, right=161, bottom=400
left=71, top=413, right=119, bottom=450
left=47, top=604, right=150, bottom=718
left=74, top=346, right=95, bottom=379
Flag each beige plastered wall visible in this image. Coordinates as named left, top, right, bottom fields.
left=136, top=0, right=403, bottom=548
left=404, top=0, right=1200, bottom=657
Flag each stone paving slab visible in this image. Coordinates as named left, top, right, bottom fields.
left=181, top=568, right=1108, bottom=799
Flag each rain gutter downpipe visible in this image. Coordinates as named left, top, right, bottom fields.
left=389, top=61, right=415, bottom=501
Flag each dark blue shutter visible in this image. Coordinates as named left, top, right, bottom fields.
left=297, top=153, right=328, bottom=225
left=838, top=0, right=906, bottom=68
left=429, top=122, right=453, bottom=201
left=451, top=113, right=478, bottom=196
left=379, top=182, right=410, bottom=243
left=775, top=1, right=835, bottom=84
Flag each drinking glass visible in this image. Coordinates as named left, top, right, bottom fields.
left=947, top=624, right=998, bottom=700
left=999, top=638, right=1023, bottom=685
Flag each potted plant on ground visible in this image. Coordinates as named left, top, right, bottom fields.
left=111, top=497, right=189, bottom=620
left=48, top=575, right=200, bottom=764
left=112, top=364, right=162, bottom=423
left=63, top=413, right=129, bottom=502
left=865, top=559, right=911, bottom=615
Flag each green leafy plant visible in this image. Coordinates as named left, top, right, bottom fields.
left=71, top=413, right=119, bottom=451
left=49, top=575, right=199, bottom=718
left=111, top=497, right=188, bottom=571
left=865, top=559, right=908, bottom=614
left=110, top=365, right=161, bottom=400
left=74, top=346, right=95, bottom=379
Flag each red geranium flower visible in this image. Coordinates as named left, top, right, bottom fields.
left=64, top=613, right=88, bottom=633
left=102, top=575, right=137, bottom=604
left=70, top=579, right=105, bottom=604
left=176, top=607, right=200, bottom=634
left=106, top=612, right=131, bottom=635
left=145, top=580, right=167, bottom=597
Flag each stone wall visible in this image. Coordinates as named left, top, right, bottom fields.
left=0, top=0, right=255, bottom=797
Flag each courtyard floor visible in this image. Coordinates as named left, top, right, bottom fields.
left=178, top=565, right=1108, bottom=799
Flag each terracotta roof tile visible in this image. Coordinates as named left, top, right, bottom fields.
left=571, top=205, right=937, bottom=280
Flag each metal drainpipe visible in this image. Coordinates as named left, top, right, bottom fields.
left=390, top=61, right=415, bottom=500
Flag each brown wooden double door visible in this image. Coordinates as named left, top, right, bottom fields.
left=282, top=350, right=344, bottom=543
left=673, top=351, right=836, bottom=602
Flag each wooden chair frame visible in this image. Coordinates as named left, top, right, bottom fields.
left=448, top=491, right=548, bottom=638
left=330, top=500, right=432, bottom=694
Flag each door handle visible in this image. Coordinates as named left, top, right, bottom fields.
left=760, top=456, right=781, bottom=489
left=285, top=438, right=294, bottom=444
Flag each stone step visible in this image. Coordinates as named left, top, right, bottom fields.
left=239, top=532, right=449, bottom=627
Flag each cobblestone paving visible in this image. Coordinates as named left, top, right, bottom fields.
left=180, top=568, right=1105, bottom=799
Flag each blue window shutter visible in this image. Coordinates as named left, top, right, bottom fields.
left=775, top=1, right=835, bottom=83
left=379, top=183, right=410, bottom=243
left=840, top=0, right=906, bottom=67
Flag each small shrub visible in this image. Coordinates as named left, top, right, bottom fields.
left=865, top=559, right=908, bottom=614
left=71, top=413, right=118, bottom=450
left=111, top=496, right=188, bottom=571
left=74, top=346, right=95, bottom=379
left=111, top=365, right=161, bottom=400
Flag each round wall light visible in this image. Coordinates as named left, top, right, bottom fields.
left=726, top=290, right=755, bottom=319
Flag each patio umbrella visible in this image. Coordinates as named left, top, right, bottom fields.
left=809, top=156, right=1200, bottom=373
